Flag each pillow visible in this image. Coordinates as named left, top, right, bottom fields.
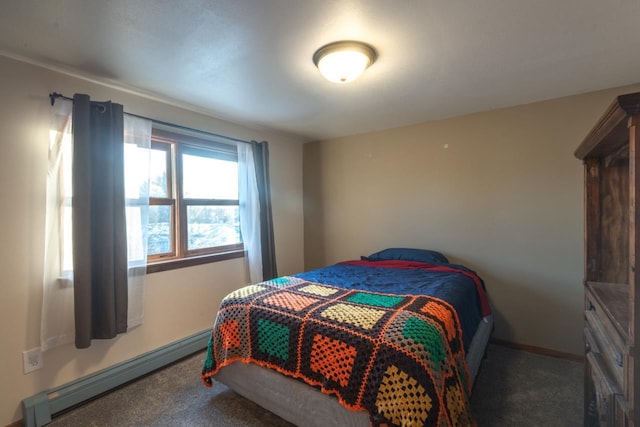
left=362, top=248, right=449, bottom=264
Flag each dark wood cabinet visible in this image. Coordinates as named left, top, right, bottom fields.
left=575, top=92, right=640, bottom=426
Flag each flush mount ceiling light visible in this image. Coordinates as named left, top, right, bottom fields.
left=313, top=41, right=377, bottom=84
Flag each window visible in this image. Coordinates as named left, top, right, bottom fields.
left=147, top=129, right=243, bottom=272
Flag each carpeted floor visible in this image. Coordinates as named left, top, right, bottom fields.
left=48, top=344, right=583, bottom=426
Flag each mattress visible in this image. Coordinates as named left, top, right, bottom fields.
left=214, top=315, right=493, bottom=427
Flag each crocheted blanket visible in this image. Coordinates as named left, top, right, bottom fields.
left=201, top=276, right=475, bottom=427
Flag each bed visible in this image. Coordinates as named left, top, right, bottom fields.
left=201, top=248, right=493, bottom=427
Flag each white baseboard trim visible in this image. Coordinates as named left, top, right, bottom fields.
left=21, top=329, right=210, bottom=427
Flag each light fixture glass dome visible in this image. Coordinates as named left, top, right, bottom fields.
left=313, top=41, right=377, bottom=84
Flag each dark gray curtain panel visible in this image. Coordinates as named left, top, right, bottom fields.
left=72, top=94, right=128, bottom=349
left=251, top=141, right=277, bottom=280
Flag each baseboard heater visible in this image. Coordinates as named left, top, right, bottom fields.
left=21, top=329, right=211, bottom=427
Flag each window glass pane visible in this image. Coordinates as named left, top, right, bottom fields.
left=57, top=128, right=73, bottom=272
left=187, top=205, right=241, bottom=250
left=148, top=205, right=172, bottom=255
left=149, top=148, right=168, bottom=198
left=182, top=154, right=238, bottom=199
left=59, top=131, right=73, bottom=197
left=62, top=204, right=73, bottom=272
left=126, top=206, right=147, bottom=264
left=124, top=144, right=152, bottom=198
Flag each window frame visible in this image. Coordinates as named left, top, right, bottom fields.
left=146, top=128, right=244, bottom=273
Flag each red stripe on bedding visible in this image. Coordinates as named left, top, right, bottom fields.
left=340, top=259, right=492, bottom=317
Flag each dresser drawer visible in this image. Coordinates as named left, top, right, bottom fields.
left=586, top=352, right=623, bottom=427
left=585, top=326, right=599, bottom=354
left=585, top=310, right=624, bottom=389
left=585, top=288, right=625, bottom=389
left=584, top=283, right=628, bottom=342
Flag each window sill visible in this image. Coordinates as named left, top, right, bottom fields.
left=57, top=276, right=73, bottom=289
left=146, top=250, right=244, bottom=274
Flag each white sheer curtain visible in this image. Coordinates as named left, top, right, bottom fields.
left=41, top=101, right=152, bottom=351
left=41, top=99, right=74, bottom=351
left=123, top=114, right=152, bottom=329
left=238, top=143, right=263, bottom=284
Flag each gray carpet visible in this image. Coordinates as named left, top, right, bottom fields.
left=48, top=344, right=583, bottom=426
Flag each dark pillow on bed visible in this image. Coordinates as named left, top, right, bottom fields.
left=362, top=248, right=449, bottom=264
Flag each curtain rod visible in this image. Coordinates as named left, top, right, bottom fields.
left=49, top=92, right=253, bottom=145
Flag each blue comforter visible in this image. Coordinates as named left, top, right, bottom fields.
left=295, top=261, right=486, bottom=351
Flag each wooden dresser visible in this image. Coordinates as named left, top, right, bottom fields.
left=575, top=92, right=640, bottom=426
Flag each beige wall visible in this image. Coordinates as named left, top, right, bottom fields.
left=304, top=83, right=640, bottom=356
left=0, top=55, right=305, bottom=425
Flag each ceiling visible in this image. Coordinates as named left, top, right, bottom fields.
left=1, top=0, right=640, bottom=142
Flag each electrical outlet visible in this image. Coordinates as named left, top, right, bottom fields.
left=23, top=348, right=43, bottom=374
